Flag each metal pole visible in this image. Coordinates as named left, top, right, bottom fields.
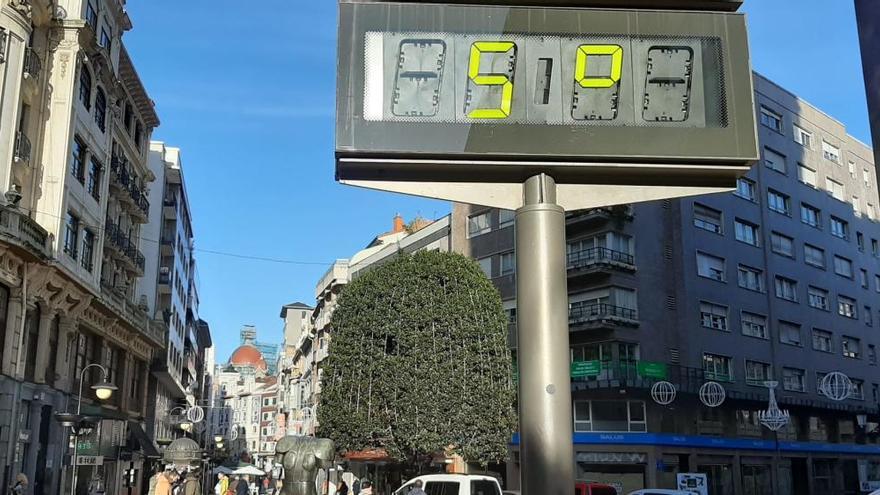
left=515, top=174, right=575, bottom=495
left=72, top=363, right=108, bottom=495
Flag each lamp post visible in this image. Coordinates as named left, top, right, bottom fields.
left=70, top=363, right=117, bottom=495
left=170, top=406, right=194, bottom=435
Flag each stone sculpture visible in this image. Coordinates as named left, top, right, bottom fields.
left=275, top=436, right=335, bottom=495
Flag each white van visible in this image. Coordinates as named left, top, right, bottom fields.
left=393, top=474, right=503, bottom=495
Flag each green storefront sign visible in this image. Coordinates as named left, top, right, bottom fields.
left=570, top=361, right=601, bottom=378
left=637, top=361, right=668, bottom=379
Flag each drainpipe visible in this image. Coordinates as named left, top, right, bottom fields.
left=4, top=262, right=29, bottom=490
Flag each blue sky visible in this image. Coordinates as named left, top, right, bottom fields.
left=123, top=1, right=872, bottom=363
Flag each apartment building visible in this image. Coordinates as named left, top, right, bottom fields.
left=453, top=73, right=880, bottom=494
left=0, top=2, right=163, bottom=494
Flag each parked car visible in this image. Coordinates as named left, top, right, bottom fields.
left=394, top=474, right=502, bottom=495
left=575, top=482, right=618, bottom=495
left=628, top=490, right=697, bottom=495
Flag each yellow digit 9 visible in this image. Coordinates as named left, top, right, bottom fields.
left=467, top=41, right=516, bottom=119
left=575, top=44, right=623, bottom=89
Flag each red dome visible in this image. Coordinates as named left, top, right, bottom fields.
left=229, top=344, right=268, bottom=371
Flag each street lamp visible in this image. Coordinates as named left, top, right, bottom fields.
left=214, top=435, right=224, bottom=443
left=69, top=363, right=116, bottom=495
left=169, top=406, right=193, bottom=433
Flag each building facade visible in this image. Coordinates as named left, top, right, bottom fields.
left=453, top=73, right=880, bottom=494
left=856, top=0, right=880, bottom=170
left=0, top=1, right=164, bottom=494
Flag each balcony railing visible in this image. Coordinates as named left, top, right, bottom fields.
left=105, top=220, right=145, bottom=273
left=23, top=47, right=41, bottom=79
left=0, top=204, right=50, bottom=259
left=110, top=155, right=131, bottom=189
left=569, top=303, right=638, bottom=325
left=567, top=247, right=635, bottom=270
left=13, top=131, right=31, bottom=163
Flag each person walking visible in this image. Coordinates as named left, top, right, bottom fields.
left=359, top=481, right=372, bottom=495
left=407, top=480, right=427, bottom=495
left=337, top=481, right=349, bottom=495
left=227, top=476, right=240, bottom=495
left=182, top=470, right=201, bottom=495
left=10, top=474, right=27, bottom=495
left=155, top=471, right=174, bottom=495
left=235, top=475, right=249, bottom=495
left=215, top=474, right=229, bottom=495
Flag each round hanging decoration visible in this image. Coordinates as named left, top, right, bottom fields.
left=186, top=405, right=205, bottom=424
left=651, top=381, right=677, bottom=406
left=819, top=371, right=852, bottom=401
left=699, top=381, right=726, bottom=408
left=230, top=426, right=240, bottom=440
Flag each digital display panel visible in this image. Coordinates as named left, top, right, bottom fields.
left=366, top=33, right=726, bottom=127
left=337, top=2, right=759, bottom=187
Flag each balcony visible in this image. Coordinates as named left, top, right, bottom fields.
left=0, top=204, right=50, bottom=260
left=13, top=131, right=31, bottom=164
left=569, top=303, right=638, bottom=331
left=128, top=183, right=149, bottom=222
left=567, top=247, right=636, bottom=276
left=566, top=206, right=633, bottom=230
left=23, top=47, right=40, bottom=79
left=110, top=155, right=131, bottom=191
left=104, top=220, right=145, bottom=275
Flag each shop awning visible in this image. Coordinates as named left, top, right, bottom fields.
left=129, top=421, right=161, bottom=458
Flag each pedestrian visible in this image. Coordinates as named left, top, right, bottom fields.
left=227, top=476, right=240, bottom=495
left=10, top=474, right=27, bottom=495
left=352, top=479, right=360, bottom=495
left=215, top=474, right=229, bottom=495
left=183, top=470, right=201, bottom=495
left=271, top=480, right=282, bottom=495
left=337, top=480, right=349, bottom=495
left=236, top=475, right=250, bottom=495
left=407, top=480, right=427, bottom=495
left=155, top=471, right=174, bottom=495
left=359, top=481, right=372, bottom=495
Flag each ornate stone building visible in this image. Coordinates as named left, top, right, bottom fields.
left=0, top=1, right=163, bottom=494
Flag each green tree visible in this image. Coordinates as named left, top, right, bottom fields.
left=317, top=250, right=516, bottom=466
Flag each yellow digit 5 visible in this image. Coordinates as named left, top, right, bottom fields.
left=575, top=44, right=623, bottom=89
left=467, top=41, right=516, bottom=119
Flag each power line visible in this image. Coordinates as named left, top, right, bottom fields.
left=13, top=205, right=334, bottom=266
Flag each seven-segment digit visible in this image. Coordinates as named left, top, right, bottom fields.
left=464, top=41, right=517, bottom=119
left=572, top=44, right=624, bottom=121
left=391, top=39, right=447, bottom=117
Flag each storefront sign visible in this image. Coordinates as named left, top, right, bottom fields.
left=677, top=473, right=708, bottom=495
left=570, top=361, right=601, bottom=378
left=75, top=455, right=104, bottom=466
left=858, top=459, right=880, bottom=491
left=637, top=361, right=668, bottom=379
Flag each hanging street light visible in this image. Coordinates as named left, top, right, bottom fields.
left=92, top=380, right=118, bottom=401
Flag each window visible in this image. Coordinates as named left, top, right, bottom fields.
left=85, top=2, right=97, bottom=29
left=803, top=244, right=825, bottom=268
left=853, top=195, right=861, bottom=217
left=849, top=160, right=857, bottom=178
left=124, top=103, right=133, bottom=132
left=793, top=124, right=812, bottom=148
left=842, top=336, right=861, bottom=358
left=467, top=211, right=491, bottom=237
left=735, top=177, right=756, bottom=201
left=830, top=216, right=849, bottom=239
left=861, top=269, right=869, bottom=288
left=94, top=88, right=109, bottom=133
left=737, top=265, right=764, bottom=292
left=869, top=345, right=877, bottom=365
left=774, top=276, right=797, bottom=302
left=873, top=239, right=878, bottom=257
left=838, top=295, right=857, bottom=318
left=81, top=229, right=95, bottom=272
left=779, top=321, right=802, bottom=346
left=134, top=122, right=143, bottom=151
left=864, top=169, right=872, bottom=188
left=500, top=252, right=515, bottom=275
left=79, top=66, right=92, bottom=109
left=64, top=212, right=79, bottom=259
left=807, top=286, right=829, bottom=311
left=833, top=256, right=853, bottom=278
left=782, top=368, right=806, bottom=392
left=760, top=106, right=782, bottom=132
left=700, top=302, right=728, bottom=331
left=71, top=136, right=86, bottom=183
left=87, top=158, right=102, bottom=201
left=851, top=379, right=865, bottom=400
left=800, top=203, right=821, bottom=228
left=734, top=219, right=759, bottom=246
left=477, top=257, right=491, bottom=277
left=703, top=353, right=733, bottom=381
left=741, top=312, right=767, bottom=339
left=812, top=329, right=833, bottom=352
left=826, top=177, right=845, bottom=200
left=767, top=189, right=790, bottom=215
left=745, top=360, right=772, bottom=385
left=857, top=232, right=865, bottom=251
left=693, top=203, right=722, bottom=233
left=572, top=400, right=646, bottom=432
left=798, top=163, right=817, bottom=187
left=99, top=26, right=111, bottom=49
left=499, top=209, right=515, bottom=229
left=868, top=203, right=876, bottom=221
left=697, top=252, right=725, bottom=281
left=764, top=148, right=786, bottom=174
left=770, top=232, right=794, bottom=258
left=822, top=141, right=840, bottom=163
